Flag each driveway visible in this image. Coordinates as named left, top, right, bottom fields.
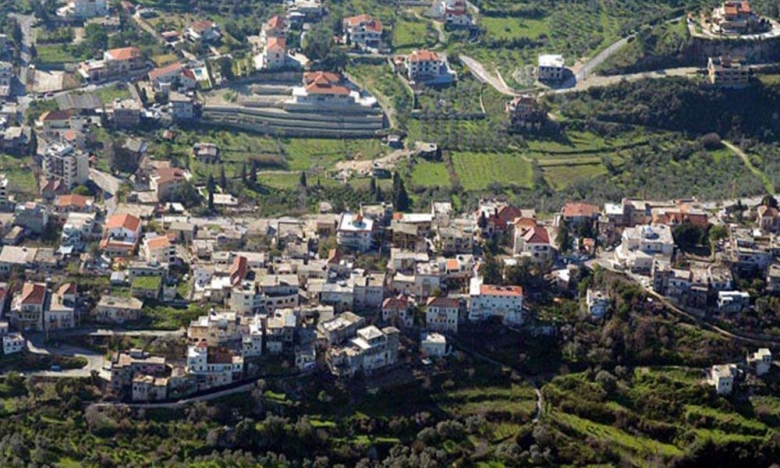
left=26, top=334, right=105, bottom=378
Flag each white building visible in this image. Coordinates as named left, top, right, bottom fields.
left=421, top=332, right=447, bottom=357
left=337, top=212, right=375, bottom=252
left=186, top=342, right=243, bottom=388
left=432, top=0, right=472, bottom=27
left=425, top=296, right=459, bottom=334
left=405, top=49, right=446, bottom=83
left=242, top=315, right=264, bottom=357
left=382, top=294, right=414, bottom=328
left=59, top=0, right=108, bottom=18
left=0, top=174, right=7, bottom=204
left=141, top=235, right=175, bottom=265
left=95, top=296, right=144, bottom=323
left=748, top=348, right=772, bottom=376
left=43, top=143, right=89, bottom=191
left=538, top=54, right=565, bottom=82
left=717, top=291, right=750, bottom=314
left=615, top=224, right=675, bottom=272
left=586, top=289, right=610, bottom=319
left=343, top=14, right=383, bottom=50
left=2, top=333, right=25, bottom=355
left=709, top=364, right=737, bottom=395
left=468, top=277, right=524, bottom=325
left=513, top=226, right=552, bottom=264
left=187, top=311, right=241, bottom=346
left=0, top=62, right=11, bottom=98
left=61, top=212, right=96, bottom=249
left=326, top=325, right=399, bottom=377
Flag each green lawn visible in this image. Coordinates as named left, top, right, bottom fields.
left=95, top=85, right=133, bottom=105
left=541, top=162, right=609, bottom=190
left=553, top=411, right=684, bottom=458
left=480, top=16, right=549, bottom=40
left=0, top=154, right=37, bottom=199
left=410, top=159, right=450, bottom=188
left=393, top=17, right=435, bottom=52
left=35, top=44, right=78, bottom=64
left=450, top=151, right=533, bottom=190
left=282, top=138, right=386, bottom=172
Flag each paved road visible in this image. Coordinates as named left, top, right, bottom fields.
left=26, top=335, right=105, bottom=378
left=571, top=35, right=634, bottom=84
left=460, top=55, right=520, bottom=96
left=544, top=67, right=700, bottom=95
left=89, top=379, right=264, bottom=409
left=10, top=13, right=35, bottom=101
left=46, top=327, right=185, bottom=339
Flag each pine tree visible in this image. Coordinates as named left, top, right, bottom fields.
left=556, top=219, right=572, bottom=254
left=207, top=175, right=215, bottom=211
left=248, top=161, right=257, bottom=184
left=299, top=171, right=307, bottom=188
left=392, top=173, right=410, bottom=212
left=219, top=166, right=227, bottom=190
left=369, top=177, right=377, bottom=196
left=240, top=161, right=247, bottom=183
left=478, top=211, right=488, bottom=229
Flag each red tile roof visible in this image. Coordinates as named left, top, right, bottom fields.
left=39, top=110, right=72, bottom=122
left=305, top=75, right=350, bottom=95
left=523, top=226, right=550, bottom=244
left=382, top=294, right=408, bottom=310
left=153, top=167, right=187, bottom=185
left=106, top=47, right=141, bottom=61
left=21, top=283, right=46, bottom=306
left=189, top=20, right=216, bottom=33
left=561, top=202, right=600, bottom=219
left=264, top=15, right=286, bottom=31
left=266, top=36, right=286, bottom=52
left=57, top=282, right=77, bottom=296
left=106, top=213, right=141, bottom=232
left=343, top=14, right=374, bottom=26
left=303, top=71, right=341, bottom=85
left=480, top=284, right=523, bottom=297
left=408, top=49, right=440, bottom=63
left=426, top=296, right=459, bottom=308
left=55, top=194, right=91, bottom=208
left=148, top=62, right=184, bottom=81
left=144, top=236, right=171, bottom=250
left=229, top=255, right=248, bottom=286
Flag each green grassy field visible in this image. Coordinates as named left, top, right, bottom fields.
left=541, top=162, right=609, bottom=190
left=393, top=16, right=435, bottom=52
left=410, top=159, right=451, bottom=188
left=480, top=16, right=549, bottom=40
left=451, top=152, right=533, bottom=190
left=0, top=154, right=37, bottom=199
left=95, top=85, right=133, bottom=105
left=35, top=44, right=77, bottom=64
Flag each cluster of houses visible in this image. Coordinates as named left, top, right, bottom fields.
left=708, top=1, right=770, bottom=35
left=709, top=348, right=772, bottom=395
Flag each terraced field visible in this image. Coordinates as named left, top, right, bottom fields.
left=451, top=152, right=533, bottom=191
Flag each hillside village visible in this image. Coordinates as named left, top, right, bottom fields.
left=2, top=0, right=780, bottom=466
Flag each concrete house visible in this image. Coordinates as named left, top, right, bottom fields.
left=748, top=348, right=772, bottom=376
left=425, top=296, right=459, bottom=334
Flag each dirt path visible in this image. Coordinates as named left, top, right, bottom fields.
left=723, top=140, right=775, bottom=194
left=460, top=55, right=519, bottom=96
left=335, top=148, right=417, bottom=175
